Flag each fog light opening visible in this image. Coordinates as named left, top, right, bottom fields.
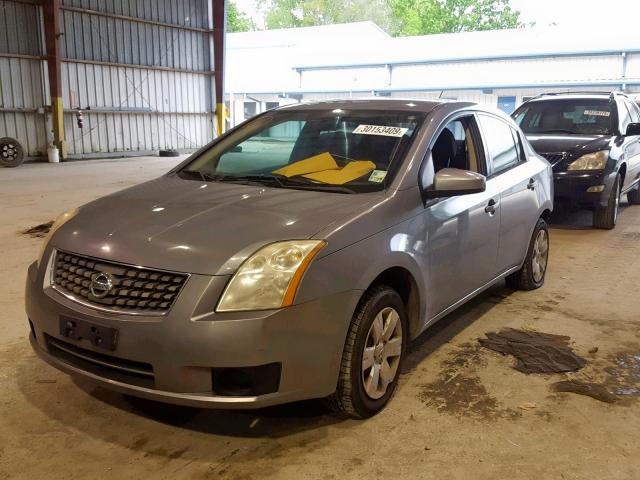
left=587, top=185, right=605, bottom=193
left=212, top=363, right=281, bottom=397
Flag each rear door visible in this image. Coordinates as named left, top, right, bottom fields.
left=477, top=114, right=543, bottom=273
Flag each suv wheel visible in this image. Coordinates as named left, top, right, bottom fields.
left=593, top=174, right=621, bottom=229
left=627, top=186, right=640, bottom=205
left=506, top=217, right=549, bottom=291
left=0, top=137, right=24, bottom=168
left=326, top=285, right=407, bottom=418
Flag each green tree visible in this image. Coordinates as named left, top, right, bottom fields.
left=258, top=0, right=523, bottom=36
left=227, top=1, right=257, bottom=32
left=259, top=0, right=396, bottom=32
left=390, top=0, right=524, bottom=36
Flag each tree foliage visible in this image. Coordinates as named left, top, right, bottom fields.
left=390, top=0, right=523, bottom=36
left=227, top=1, right=257, bottom=32
left=259, top=0, right=397, bottom=32
left=257, top=0, right=524, bottom=35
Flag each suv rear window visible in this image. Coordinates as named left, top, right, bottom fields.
left=514, top=99, right=613, bottom=135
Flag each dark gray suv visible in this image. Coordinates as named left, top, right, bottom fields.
left=513, top=92, right=640, bottom=229
left=26, top=100, right=553, bottom=418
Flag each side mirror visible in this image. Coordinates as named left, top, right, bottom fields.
left=423, top=168, right=486, bottom=199
left=230, top=145, right=243, bottom=153
left=625, top=123, right=640, bottom=137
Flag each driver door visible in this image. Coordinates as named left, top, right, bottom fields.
left=422, top=114, right=501, bottom=319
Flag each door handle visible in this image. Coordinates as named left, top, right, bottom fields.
left=485, top=199, right=497, bottom=214
left=527, top=178, right=537, bottom=190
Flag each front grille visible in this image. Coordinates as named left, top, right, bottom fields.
left=45, top=334, right=155, bottom=388
left=53, top=250, right=188, bottom=314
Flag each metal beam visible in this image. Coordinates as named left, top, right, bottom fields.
left=212, top=0, right=226, bottom=137
left=62, top=58, right=214, bottom=76
left=59, top=6, right=214, bottom=34
left=42, top=0, right=66, bottom=158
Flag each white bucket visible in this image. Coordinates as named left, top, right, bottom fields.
left=47, top=145, right=59, bottom=163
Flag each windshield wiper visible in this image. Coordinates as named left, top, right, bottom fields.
left=537, top=129, right=577, bottom=134
left=179, top=171, right=355, bottom=193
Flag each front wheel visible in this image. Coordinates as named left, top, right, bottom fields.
left=506, top=217, right=549, bottom=291
left=593, top=174, right=621, bottom=229
left=326, top=286, right=408, bottom=418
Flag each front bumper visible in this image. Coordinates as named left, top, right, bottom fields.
left=553, top=170, right=616, bottom=207
left=26, top=257, right=361, bottom=409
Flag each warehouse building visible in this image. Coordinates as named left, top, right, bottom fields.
left=226, top=21, right=640, bottom=127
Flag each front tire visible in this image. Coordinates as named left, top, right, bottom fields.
left=593, top=174, right=621, bottom=229
left=627, top=186, right=640, bottom=205
left=326, top=286, right=408, bottom=418
left=506, top=217, right=549, bottom=291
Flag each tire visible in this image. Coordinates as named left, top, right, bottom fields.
left=0, top=137, right=24, bottom=168
left=159, top=149, right=180, bottom=157
left=627, top=186, right=640, bottom=205
left=593, top=174, right=621, bottom=229
left=325, top=285, right=408, bottom=419
left=506, top=217, right=549, bottom=291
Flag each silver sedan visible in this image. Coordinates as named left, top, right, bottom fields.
left=26, top=99, right=553, bottom=418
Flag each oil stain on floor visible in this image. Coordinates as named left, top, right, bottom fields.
left=417, top=342, right=518, bottom=420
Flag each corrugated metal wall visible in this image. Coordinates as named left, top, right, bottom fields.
left=60, top=0, right=214, bottom=157
left=0, top=0, right=216, bottom=158
left=0, top=0, right=48, bottom=156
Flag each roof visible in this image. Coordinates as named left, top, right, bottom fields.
left=293, top=26, right=640, bottom=69
left=226, top=22, right=640, bottom=94
left=277, top=98, right=448, bottom=112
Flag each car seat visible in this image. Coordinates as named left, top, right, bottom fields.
left=432, top=128, right=457, bottom=172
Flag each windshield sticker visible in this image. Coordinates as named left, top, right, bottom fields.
left=353, top=124, right=408, bottom=137
left=368, top=170, right=388, bottom=183
left=583, top=110, right=610, bottom=117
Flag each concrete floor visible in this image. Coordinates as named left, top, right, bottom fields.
left=1, top=157, right=639, bottom=479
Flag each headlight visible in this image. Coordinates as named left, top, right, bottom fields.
left=567, top=151, right=609, bottom=171
left=36, top=208, right=79, bottom=267
left=217, top=240, right=326, bottom=312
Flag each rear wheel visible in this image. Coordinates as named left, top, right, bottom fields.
left=0, top=137, right=24, bottom=168
left=627, top=186, right=640, bottom=205
left=326, top=285, right=407, bottom=418
left=593, top=174, right=621, bottom=229
left=506, top=217, right=549, bottom=291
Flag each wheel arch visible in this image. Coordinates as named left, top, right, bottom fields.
left=359, top=264, right=423, bottom=340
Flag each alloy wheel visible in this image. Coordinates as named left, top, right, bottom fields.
left=362, top=306, right=403, bottom=400
left=532, top=229, right=549, bottom=283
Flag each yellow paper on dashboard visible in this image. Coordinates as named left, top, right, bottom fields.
left=303, top=161, right=376, bottom=185
left=272, top=152, right=339, bottom=177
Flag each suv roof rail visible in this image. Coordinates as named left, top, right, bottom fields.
left=527, top=91, right=628, bottom=102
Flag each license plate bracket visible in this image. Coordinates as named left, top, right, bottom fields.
left=59, top=316, right=119, bottom=351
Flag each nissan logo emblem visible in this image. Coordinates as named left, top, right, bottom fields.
left=90, top=272, right=113, bottom=299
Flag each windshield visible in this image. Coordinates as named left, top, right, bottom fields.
left=513, top=99, right=613, bottom=135
left=178, top=109, right=424, bottom=193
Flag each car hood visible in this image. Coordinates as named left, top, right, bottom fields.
left=51, top=175, right=380, bottom=275
left=525, top=134, right=613, bottom=170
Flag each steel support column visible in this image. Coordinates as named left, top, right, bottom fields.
left=212, top=0, right=226, bottom=136
left=42, top=0, right=66, bottom=158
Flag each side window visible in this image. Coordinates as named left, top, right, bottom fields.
left=478, top=114, right=520, bottom=175
left=422, top=115, right=485, bottom=190
left=625, top=101, right=640, bottom=124
left=431, top=116, right=483, bottom=173
left=619, top=101, right=632, bottom=133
